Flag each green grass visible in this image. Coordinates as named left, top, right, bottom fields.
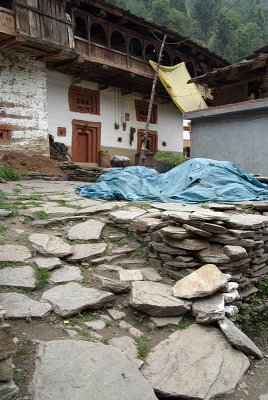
left=0, top=223, right=7, bottom=235
left=235, top=296, right=268, bottom=336
left=0, top=189, right=18, bottom=214
left=13, top=368, right=22, bottom=385
left=16, top=338, right=32, bottom=360
left=239, top=204, right=255, bottom=214
left=133, top=337, right=150, bottom=359
left=71, top=239, right=87, bottom=244
left=134, top=245, right=148, bottom=259
left=118, top=262, right=129, bottom=270
left=154, top=151, right=187, bottom=166
left=35, top=269, right=50, bottom=290
left=12, top=188, right=21, bottom=194
left=258, top=277, right=268, bottom=297
left=0, top=165, right=21, bottom=181
left=34, top=210, right=49, bottom=220
left=0, top=261, right=30, bottom=269
left=68, top=311, right=100, bottom=326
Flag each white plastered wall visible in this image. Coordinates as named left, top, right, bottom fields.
left=0, top=51, right=49, bottom=154
left=47, top=70, right=183, bottom=159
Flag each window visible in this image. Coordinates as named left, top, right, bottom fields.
left=111, top=31, right=126, bottom=53
left=145, top=45, right=157, bottom=62
left=129, top=38, right=143, bottom=59
left=90, top=23, right=107, bottom=46
left=0, top=128, right=11, bottom=143
left=0, top=0, right=13, bottom=10
left=135, top=100, right=157, bottom=124
left=137, top=130, right=158, bottom=153
left=74, top=16, right=88, bottom=39
left=161, top=51, right=171, bottom=66
left=69, top=86, right=100, bottom=114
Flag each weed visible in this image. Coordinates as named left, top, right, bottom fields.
left=200, top=203, right=210, bottom=209
left=0, top=190, right=18, bottom=214
left=0, top=261, right=29, bottom=269
left=0, top=165, right=21, bottom=181
left=68, top=311, right=100, bottom=326
left=239, top=204, right=255, bottom=214
left=130, top=202, right=151, bottom=210
left=157, top=267, right=169, bottom=278
left=177, top=319, right=191, bottom=330
left=35, top=269, right=50, bottom=290
left=0, top=223, right=7, bottom=235
left=47, top=315, right=61, bottom=325
left=16, top=338, right=32, bottom=359
left=102, top=237, right=112, bottom=245
left=118, top=262, right=129, bottom=270
left=100, top=337, right=111, bottom=345
left=79, top=331, right=99, bottom=343
left=34, top=210, right=49, bottom=220
left=71, top=239, right=87, bottom=244
left=115, top=239, right=126, bottom=246
left=134, top=245, right=148, bottom=259
left=127, top=227, right=135, bottom=238
left=80, top=267, right=90, bottom=284
left=234, top=296, right=268, bottom=336
left=13, top=368, right=22, bottom=385
left=3, top=286, right=31, bottom=295
left=12, top=188, right=21, bottom=194
left=133, top=337, right=150, bottom=359
left=258, top=277, right=268, bottom=297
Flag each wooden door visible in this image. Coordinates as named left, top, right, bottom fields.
left=72, top=120, right=101, bottom=163
left=137, top=130, right=158, bottom=153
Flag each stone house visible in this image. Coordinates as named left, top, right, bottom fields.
left=0, top=0, right=227, bottom=165
left=185, top=45, right=268, bottom=175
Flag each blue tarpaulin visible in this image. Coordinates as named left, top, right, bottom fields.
left=76, top=158, right=268, bottom=203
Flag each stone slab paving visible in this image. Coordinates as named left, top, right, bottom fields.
left=119, top=269, right=144, bottom=282
left=66, top=243, right=107, bottom=262
left=41, top=282, right=115, bottom=316
left=109, top=209, right=147, bottom=224
left=0, top=292, right=52, bottom=318
left=67, top=219, right=105, bottom=241
left=93, top=274, right=131, bottom=294
left=142, top=324, right=250, bottom=400
left=0, top=265, right=36, bottom=289
left=110, top=336, right=144, bottom=369
left=33, top=257, right=62, bottom=270
left=28, top=234, right=73, bottom=257
left=48, top=265, right=83, bottom=284
left=31, top=340, right=158, bottom=400
left=0, top=245, right=31, bottom=262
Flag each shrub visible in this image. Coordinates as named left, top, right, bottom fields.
left=154, top=151, right=187, bottom=166
left=0, top=164, right=21, bottom=181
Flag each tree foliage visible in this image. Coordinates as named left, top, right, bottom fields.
left=108, top=0, right=268, bottom=62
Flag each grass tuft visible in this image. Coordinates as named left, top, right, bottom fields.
left=0, top=165, right=21, bottom=181
left=35, top=269, right=50, bottom=290
left=34, top=210, right=49, bottom=220
left=133, top=336, right=150, bottom=359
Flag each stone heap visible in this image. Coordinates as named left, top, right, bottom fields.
left=58, top=161, right=109, bottom=182
left=0, top=306, right=19, bottom=399
left=132, top=207, right=268, bottom=301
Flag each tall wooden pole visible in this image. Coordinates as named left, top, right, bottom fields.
left=139, top=34, right=167, bottom=165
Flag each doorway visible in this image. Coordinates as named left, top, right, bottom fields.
left=72, top=120, right=101, bottom=163
left=137, top=130, right=158, bottom=153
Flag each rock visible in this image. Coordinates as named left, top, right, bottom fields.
left=119, top=321, right=144, bottom=337
left=150, top=241, right=189, bottom=256
left=0, top=357, right=13, bottom=381
left=93, top=275, right=130, bottom=294
left=131, top=218, right=166, bottom=233
left=110, top=336, right=144, bottom=369
left=67, top=219, right=105, bottom=241
left=150, top=316, right=182, bottom=327
left=0, top=245, right=31, bottom=262
left=224, top=245, right=247, bottom=259
left=160, top=226, right=191, bottom=239
left=199, top=244, right=230, bottom=264
left=34, top=257, right=62, bottom=270
left=31, top=340, right=158, bottom=399
left=189, top=209, right=230, bottom=222
left=199, top=222, right=227, bottom=234
left=0, top=381, right=19, bottom=399
left=0, top=330, right=16, bottom=360
left=28, top=234, right=73, bottom=257
left=227, top=214, right=268, bottom=230
left=139, top=267, right=162, bottom=282
left=161, top=211, right=191, bottom=224
left=130, top=281, right=191, bottom=317
left=192, top=293, right=225, bottom=323
left=119, top=269, right=144, bottom=282
left=141, top=324, right=250, bottom=400
left=84, top=320, right=106, bottom=330
left=222, top=290, right=240, bottom=303
left=218, top=317, right=263, bottom=359
left=173, top=264, right=230, bottom=299
left=41, top=282, right=115, bottom=317
left=109, top=209, right=147, bottom=224
left=0, top=292, right=52, bottom=318
left=67, top=243, right=107, bottom=262
left=109, top=243, right=139, bottom=256
left=63, top=329, right=78, bottom=338
left=96, top=264, right=123, bottom=272
left=107, top=309, right=126, bottom=320
left=166, top=238, right=209, bottom=251
left=0, top=266, right=36, bottom=289
left=224, top=305, right=239, bottom=317
left=222, top=282, right=239, bottom=292
left=49, top=266, right=83, bottom=284
left=183, top=224, right=212, bottom=238
left=0, top=210, right=12, bottom=218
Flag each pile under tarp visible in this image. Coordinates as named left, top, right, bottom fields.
left=149, top=61, right=207, bottom=113
left=76, top=158, right=268, bottom=203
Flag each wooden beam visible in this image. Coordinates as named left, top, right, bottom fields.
left=0, top=36, right=25, bottom=50
left=51, top=55, right=82, bottom=69
left=121, top=89, right=133, bottom=95
left=99, top=84, right=109, bottom=91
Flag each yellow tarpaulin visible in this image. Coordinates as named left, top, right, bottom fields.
left=150, top=61, right=207, bottom=113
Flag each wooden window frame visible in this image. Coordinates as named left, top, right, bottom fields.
left=0, top=125, right=11, bottom=144
left=135, top=100, right=157, bottom=124
left=69, top=85, right=100, bottom=115
left=137, top=129, right=158, bottom=153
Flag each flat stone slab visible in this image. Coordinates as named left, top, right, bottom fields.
left=183, top=224, right=213, bottom=238
left=224, top=245, right=247, bottom=259
left=28, top=234, right=73, bottom=257
left=161, top=225, right=191, bottom=239
left=109, top=209, right=147, bottom=224
left=173, top=264, right=230, bottom=299
left=218, top=317, right=263, bottom=359
left=199, top=244, right=230, bottom=264
left=110, top=336, right=144, bottom=369
left=49, top=266, right=83, bottom=284
left=167, top=238, right=209, bottom=251
left=66, top=243, right=107, bottom=262
left=84, top=320, right=106, bottom=330
left=31, top=340, right=157, bottom=400
left=34, top=257, right=62, bottom=270
left=0, top=265, right=36, bottom=289
left=0, top=292, right=52, bottom=318
left=227, top=214, right=268, bottom=229
left=131, top=217, right=167, bottom=233
left=67, top=219, right=105, bottom=241
left=0, top=245, right=31, bottom=262
left=142, top=324, right=250, bottom=400
left=41, top=282, right=115, bottom=317
left=140, top=267, right=162, bottom=282
left=93, top=274, right=130, bottom=294
left=107, top=308, right=126, bottom=320
left=119, top=269, right=144, bottom=282
left=150, top=316, right=182, bottom=328
left=0, top=209, right=12, bottom=217
left=192, top=293, right=225, bottom=324
left=130, top=281, right=191, bottom=317
left=0, top=381, right=19, bottom=400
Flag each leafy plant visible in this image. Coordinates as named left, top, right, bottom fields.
left=0, top=223, right=7, bottom=235
left=0, top=165, right=21, bottom=181
left=34, top=210, right=49, bottom=220
left=258, top=277, right=268, bottom=298
left=133, top=337, right=150, bottom=359
left=154, top=151, right=187, bottom=166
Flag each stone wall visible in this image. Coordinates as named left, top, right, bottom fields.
left=0, top=306, right=18, bottom=399
left=131, top=204, right=268, bottom=301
